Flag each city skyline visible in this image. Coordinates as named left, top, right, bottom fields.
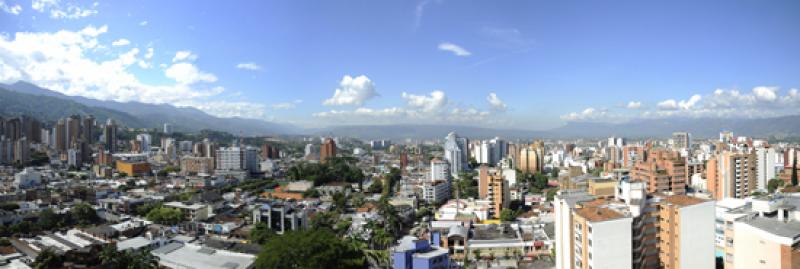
left=1, top=0, right=800, bottom=130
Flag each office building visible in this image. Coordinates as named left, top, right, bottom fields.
left=443, top=132, right=468, bottom=177
left=135, top=134, right=152, bottom=153
left=163, top=123, right=172, bottom=134
left=320, top=138, right=337, bottom=164
left=103, top=119, right=118, bottom=153
left=671, top=132, right=691, bottom=150
left=430, top=158, right=450, bottom=181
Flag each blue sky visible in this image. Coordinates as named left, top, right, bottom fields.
left=1, top=0, right=800, bottom=130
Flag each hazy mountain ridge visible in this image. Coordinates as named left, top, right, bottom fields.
left=3, top=81, right=800, bottom=139
left=1, top=81, right=299, bottom=135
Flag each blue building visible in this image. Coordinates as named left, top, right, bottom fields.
left=393, top=236, right=449, bottom=269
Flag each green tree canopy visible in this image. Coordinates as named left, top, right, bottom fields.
left=254, top=229, right=365, bottom=269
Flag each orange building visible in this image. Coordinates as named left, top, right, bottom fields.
left=631, top=149, right=687, bottom=195
left=320, top=138, right=337, bottom=164
left=116, top=161, right=151, bottom=176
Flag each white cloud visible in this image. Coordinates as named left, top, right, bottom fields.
left=753, top=86, right=778, bottom=102
left=165, top=62, right=217, bottom=84
left=139, top=20, right=148, bottom=26
left=414, top=0, right=432, bottom=30
left=438, top=42, right=471, bottom=56
left=562, top=86, right=800, bottom=122
left=271, top=100, right=302, bottom=110
left=235, top=62, right=261, bottom=71
left=0, top=1, right=22, bottom=15
left=172, top=50, right=197, bottom=62
left=0, top=25, right=269, bottom=120
left=626, top=101, right=642, bottom=109
left=144, top=47, right=154, bottom=59
left=486, top=92, right=507, bottom=111
left=657, top=94, right=701, bottom=111
left=111, top=38, right=130, bottom=46
left=402, top=90, right=447, bottom=112
left=560, top=107, right=609, bottom=121
left=32, top=0, right=98, bottom=19
left=480, top=26, right=534, bottom=49
left=323, top=75, right=378, bottom=106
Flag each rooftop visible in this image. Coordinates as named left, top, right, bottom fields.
left=153, top=243, right=255, bottom=269
left=742, top=217, right=800, bottom=239
left=574, top=207, right=624, bottom=222
left=662, top=195, right=707, bottom=207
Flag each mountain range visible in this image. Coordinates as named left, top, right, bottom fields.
left=0, top=81, right=298, bottom=136
left=2, top=81, right=799, bottom=140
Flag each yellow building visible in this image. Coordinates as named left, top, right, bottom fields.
left=116, top=161, right=151, bottom=176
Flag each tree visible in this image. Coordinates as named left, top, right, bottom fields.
left=37, top=209, right=63, bottom=230
left=367, top=178, right=383, bottom=193
left=33, top=248, right=63, bottom=269
left=792, top=158, right=798, bottom=186
left=146, top=206, right=184, bottom=225
left=254, top=229, right=365, bottom=269
left=100, top=244, right=160, bottom=269
left=546, top=188, right=559, bottom=201
left=250, top=222, right=275, bottom=245
left=0, top=202, right=19, bottom=211
left=769, top=178, right=786, bottom=193
left=499, top=209, right=516, bottom=222
left=70, top=202, right=98, bottom=225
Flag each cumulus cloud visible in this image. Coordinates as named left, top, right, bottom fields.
left=560, top=108, right=609, bottom=121
left=323, top=75, right=378, bottom=106
left=626, top=101, right=642, bottom=109
left=486, top=92, right=507, bottom=111
left=438, top=42, right=471, bottom=56
left=165, top=63, right=217, bottom=84
left=172, top=50, right=197, bottom=62
left=657, top=94, right=701, bottom=111
left=235, top=62, right=261, bottom=71
left=111, top=38, right=130, bottom=46
left=562, top=86, right=800, bottom=122
left=32, top=0, right=98, bottom=19
left=0, top=25, right=270, bottom=120
left=0, top=1, right=22, bottom=15
left=402, top=90, right=448, bottom=112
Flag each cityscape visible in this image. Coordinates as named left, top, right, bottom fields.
left=1, top=1, right=800, bottom=269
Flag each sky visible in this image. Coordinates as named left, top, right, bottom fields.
left=1, top=0, right=800, bottom=130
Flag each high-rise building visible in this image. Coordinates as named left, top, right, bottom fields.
left=261, top=143, right=280, bottom=160
left=163, top=123, right=173, bottom=134
left=82, top=115, right=94, bottom=144
left=430, top=158, right=450, bottom=181
left=671, top=132, right=691, bottom=150
left=631, top=149, right=687, bottom=195
left=103, top=119, right=118, bottom=153
left=13, top=137, right=29, bottom=164
left=622, top=145, right=647, bottom=168
left=66, top=115, right=81, bottom=148
left=519, top=146, right=542, bottom=174
left=443, top=132, right=468, bottom=177
left=4, top=118, right=21, bottom=141
left=55, top=119, right=66, bottom=153
left=320, top=138, right=337, bottom=164
left=755, top=147, right=777, bottom=191
left=478, top=165, right=508, bottom=218
left=135, top=134, right=152, bottom=153
left=0, top=137, right=12, bottom=165
left=215, top=146, right=258, bottom=174
left=555, top=179, right=715, bottom=269
left=709, top=151, right=757, bottom=200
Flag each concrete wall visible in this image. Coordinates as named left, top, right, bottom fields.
left=679, top=201, right=716, bottom=269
